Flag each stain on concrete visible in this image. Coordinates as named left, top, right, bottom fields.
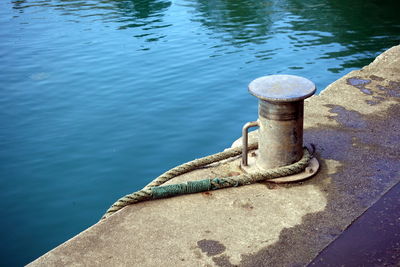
left=361, top=88, right=373, bottom=95
left=346, top=77, right=373, bottom=95
left=232, top=198, right=254, bottom=210
left=346, top=77, right=371, bottom=87
left=369, top=96, right=386, bottom=106
left=376, top=84, right=386, bottom=91
left=369, top=75, right=384, bottom=81
left=326, top=105, right=367, bottom=129
left=376, top=81, right=400, bottom=98
left=389, top=80, right=400, bottom=89
left=197, top=239, right=226, bottom=257
left=212, top=255, right=237, bottom=267
left=365, top=100, right=379, bottom=106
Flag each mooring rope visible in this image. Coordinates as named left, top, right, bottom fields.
left=101, top=143, right=313, bottom=220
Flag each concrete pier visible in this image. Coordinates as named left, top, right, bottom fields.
left=29, top=45, right=400, bottom=266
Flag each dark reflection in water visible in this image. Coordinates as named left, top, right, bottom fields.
left=183, top=0, right=282, bottom=46
left=109, top=0, right=171, bottom=30
left=184, top=0, right=399, bottom=69
left=111, top=0, right=171, bottom=19
left=12, top=0, right=171, bottom=31
left=286, top=0, right=400, bottom=69
left=10, top=0, right=400, bottom=59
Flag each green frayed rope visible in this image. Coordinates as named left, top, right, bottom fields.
left=152, top=179, right=212, bottom=199
left=101, top=143, right=314, bottom=220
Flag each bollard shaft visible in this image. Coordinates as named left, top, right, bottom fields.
left=258, top=100, right=304, bottom=169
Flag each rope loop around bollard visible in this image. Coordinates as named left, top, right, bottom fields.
left=101, top=143, right=315, bottom=220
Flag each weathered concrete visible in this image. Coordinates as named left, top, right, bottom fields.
left=29, top=45, right=400, bottom=266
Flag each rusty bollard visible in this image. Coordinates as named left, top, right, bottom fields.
left=241, top=74, right=319, bottom=183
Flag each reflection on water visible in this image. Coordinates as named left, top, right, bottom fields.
left=12, top=0, right=172, bottom=32
left=184, top=0, right=280, bottom=46
left=10, top=0, right=400, bottom=61
left=1, top=0, right=400, bottom=266
left=184, top=0, right=400, bottom=71
left=287, top=0, right=400, bottom=69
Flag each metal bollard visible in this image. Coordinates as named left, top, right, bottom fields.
left=242, top=74, right=316, bottom=173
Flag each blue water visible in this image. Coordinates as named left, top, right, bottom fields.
left=1, top=0, right=399, bottom=265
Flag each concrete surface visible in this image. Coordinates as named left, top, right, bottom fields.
left=29, top=44, right=400, bottom=266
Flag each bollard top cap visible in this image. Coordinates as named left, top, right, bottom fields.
left=248, top=74, right=316, bottom=102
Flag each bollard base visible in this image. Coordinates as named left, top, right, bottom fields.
left=240, top=150, right=319, bottom=183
